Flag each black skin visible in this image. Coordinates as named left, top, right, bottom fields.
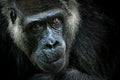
left=0, top=0, right=119, bottom=80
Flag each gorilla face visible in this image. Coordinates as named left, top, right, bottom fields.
left=27, top=9, right=66, bottom=73
left=25, top=8, right=67, bottom=73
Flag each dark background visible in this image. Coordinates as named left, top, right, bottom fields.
left=92, top=0, right=120, bottom=25
left=78, top=0, right=120, bottom=26
left=93, top=0, right=120, bottom=79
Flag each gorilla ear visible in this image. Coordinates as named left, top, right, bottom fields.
left=10, top=9, right=17, bottom=24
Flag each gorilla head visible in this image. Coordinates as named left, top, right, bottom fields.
left=1, top=0, right=79, bottom=73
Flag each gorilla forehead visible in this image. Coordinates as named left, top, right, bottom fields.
left=15, top=0, right=63, bottom=15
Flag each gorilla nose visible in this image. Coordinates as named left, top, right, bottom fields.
left=44, top=39, right=60, bottom=50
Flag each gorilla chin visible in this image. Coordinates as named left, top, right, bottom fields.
left=38, top=56, right=66, bottom=73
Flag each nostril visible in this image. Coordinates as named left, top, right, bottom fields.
left=54, top=41, right=59, bottom=48
left=45, top=41, right=59, bottom=49
left=45, top=44, right=53, bottom=49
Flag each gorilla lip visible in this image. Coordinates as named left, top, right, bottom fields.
left=37, top=55, right=65, bottom=73
left=46, top=56, right=61, bottom=64
left=42, top=52, right=63, bottom=64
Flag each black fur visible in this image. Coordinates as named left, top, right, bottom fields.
left=0, top=0, right=119, bottom=80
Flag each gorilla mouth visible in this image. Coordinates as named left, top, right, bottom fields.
left=38, top=55, right=65, bottom=73
left=42, top=51, right=63, bottom=63
left=36, top=51, right=66, bottom=73
left=45, top=56, right=61, bottom=64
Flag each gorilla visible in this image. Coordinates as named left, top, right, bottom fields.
left=0, top=0, right=119, bottom=80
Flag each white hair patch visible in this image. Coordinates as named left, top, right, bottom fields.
left=8, top=18, right=28, bottom=54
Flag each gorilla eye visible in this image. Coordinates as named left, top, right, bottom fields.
left=30, top=22, right=45, bottom=32
left=52, top=18, right=60, bottom=25
left=32, top=24, right=41, bottom=31
left=51, top=17, right=62, bottom=28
